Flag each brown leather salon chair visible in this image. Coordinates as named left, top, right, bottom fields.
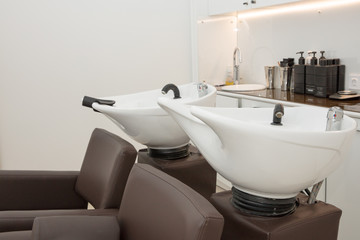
left=0, top=128, right=137, bottom=232
left=0, top=164, right=224, bottom=240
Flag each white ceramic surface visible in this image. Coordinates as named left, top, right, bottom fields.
left=158, top=98, right=357, bottom=199
left=92, top=83, right=217, bottom=149
left=221, top=84, right=266, bottom=92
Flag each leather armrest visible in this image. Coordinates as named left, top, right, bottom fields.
left=31, top=216, right=120, bottom=240
left=0, top=170, right=87, bottom=210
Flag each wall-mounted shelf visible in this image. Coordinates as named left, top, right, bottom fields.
left=208, top=0, right=301, bottom=16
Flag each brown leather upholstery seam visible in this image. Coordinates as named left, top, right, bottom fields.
left=103, top=151, right=127, bottom=206
left=0, top=172, right=79, bottom=177
left=0, top=217, right=35, bottom=220
left=197, top=217, right=224, bottom=240
left=135, top=164, right=222, bottom=220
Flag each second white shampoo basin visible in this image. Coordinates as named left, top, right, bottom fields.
left=85, top=83, right=217, bottom=150
left=158, top=98, right=357, bottom=199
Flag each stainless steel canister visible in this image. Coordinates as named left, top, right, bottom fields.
left=264, top=66, right=275, bottom=89
left=279, top=66, right=290, bottom=91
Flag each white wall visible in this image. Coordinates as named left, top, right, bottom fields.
left=193, top=0, right=238, bottom=85
left=198, top=17, right=237, bottom=85
left=237, top=2, right=360, bottom=88
left=0, top=0, right=192, bottom=170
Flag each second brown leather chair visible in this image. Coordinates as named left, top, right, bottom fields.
left=0, top=164, right=224, bottom=240
left=0, top=128, right=137, bottom=232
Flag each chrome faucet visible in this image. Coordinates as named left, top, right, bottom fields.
left=326, top=106, right=344, bottom=131
left=233, top=47, right=242, bottom=84
left=197, top=82, right=208, bottom=97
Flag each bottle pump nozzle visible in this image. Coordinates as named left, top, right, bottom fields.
left=311, top=51, right=317, bottom=65
left=296, top=51, right=305, bottom=65
left=319, top=51, right=326, bottom=60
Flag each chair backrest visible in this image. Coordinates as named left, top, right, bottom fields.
left=75, top=128, right=137, bottom=209
left=118, top=164, right=224, bottom=240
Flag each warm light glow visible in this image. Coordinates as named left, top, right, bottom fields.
left=237, top=0, right=360, bottom=19
left=197, top=16, right=236, bottom=24
left=197, top=16, right=238, bottom=31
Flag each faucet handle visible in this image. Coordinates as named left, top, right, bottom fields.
left=326, top=106, right=344, bottom=131
left=197, top=82, right=208, bottom=97
left=327, top=106, right=343, bottom=120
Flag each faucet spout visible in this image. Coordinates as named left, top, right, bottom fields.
left=233, top=47, right=242, bottom=84
left=161, top=83, right=181, bottom=99
left=271, top=103, right=284, bottom=126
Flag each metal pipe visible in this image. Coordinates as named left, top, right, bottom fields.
left=308, top=180, right=324, bottom=204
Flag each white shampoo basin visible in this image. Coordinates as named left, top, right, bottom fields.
left=86, top=83, right=217, bottom=151
left=158, top=99, right=357, bottom=200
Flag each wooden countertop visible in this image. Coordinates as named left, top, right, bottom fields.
left=217, top=88, right=360, bottom=118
